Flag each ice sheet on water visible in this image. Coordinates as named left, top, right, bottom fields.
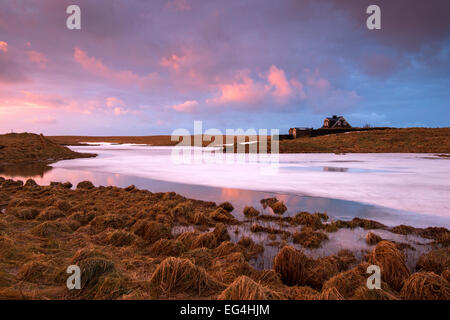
left=55, top=144, right=450, bottom=219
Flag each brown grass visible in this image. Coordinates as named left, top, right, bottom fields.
left=243, top=206, right=260, bottom=217
left=218, top=275, right=282, bottom=300
left=219, top=202, right=234, bottom=212
left=316, top=287, right=344, bottom=300
left=148, top=239, right=186, bottom=257
left=131, top=220, right=172, bottom=243
left=416, top=248, right=449, bottom=274
left=365, top=232, right=383, bottom=245
left=209, top=252, right=254, bottom=284
left=273, top=246, right=309, bottom=286
left=304, top=256, right=340, bottom=289
left=322, top=267, right=365, bottom=298
left=293, top=212, right=325, bottom=230
left=0, top=133, right=95, bottom=165
left=209, top=208, right=238, bottom=224
left=352, top=285, right=399, bottom=300
left=279, top=128, right=450, bottom=153
left=400, top=272, right=450, bottom=300
left=149, top=257, right=224, bottom=298
left=292, top=227, right=328, bottom=248
left=369, top=241, right=411, bottom=291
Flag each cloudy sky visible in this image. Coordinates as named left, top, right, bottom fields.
left=0, top=0, right=449, bottom=135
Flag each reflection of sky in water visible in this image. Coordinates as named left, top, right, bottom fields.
left=1, top=164, right=449, bottom=229
left=280, top=166, right=391, bottom=173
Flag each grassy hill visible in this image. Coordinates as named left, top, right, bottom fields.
left=279, top=128, right=450, bottom=153
left=0, top=133, right=96, bottom=165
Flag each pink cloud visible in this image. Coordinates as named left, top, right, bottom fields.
left=113, top=107, right=128, bottom=116
left=267, top=65, right=294, bottom=103
left=207, top=70, right=268, bottom=105
left=73, top=48, right=158, bottom=88
left=27, top=50, right=48, bottom=68
left=171, top=100, right=198, bottom=113
left=0, top=41, right=8, bottom=53
left=106, top=97, right=124, bottom=108
left=160, top=54, right=185, bottom=72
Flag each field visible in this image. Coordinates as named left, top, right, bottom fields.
left=48, top=128, right=450, bottom=153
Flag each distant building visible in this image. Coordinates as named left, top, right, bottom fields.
left=288, top=127, right=313, bottom=138
left=322, top=115, right=351, bottom=128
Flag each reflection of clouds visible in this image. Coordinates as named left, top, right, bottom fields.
left=220, top=188, right=255, bottom=202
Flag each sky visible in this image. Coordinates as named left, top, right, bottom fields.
left=0, top=0, right=449, bottom=135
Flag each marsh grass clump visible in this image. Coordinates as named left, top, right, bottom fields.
left=243, top=206, right=260, bottom=217
left=210, top=252, right=254, bottom=284
left=70, top=211, right=95, bottom=225
left=365, top=232, right=383, bottom=245
left=273, top=246, right=309, bottom=286
left=17, top=260, right=57, bottom=285
left=31, top=221, right=72, bottom=237
left=419, top=227, right=450, bottom=245
left=292, top=227, right=328, bottom=248
left=103, top=230, right=137, bottom=247
left=209, top=208, right=238, bottom=224
left=214, top=241, right=243, bottom=257
left=181, top=248, right=213, bottom=268
left=293, top=212, right=324, bottom=230
left=191, top=232, right=218, bottom=249
left=213, top=223, right=230, bottom=242
left=37, top=207, right=65, bottom=221
left=192, top=211, right=211, bottom=225
left=219, top=202, right=234, bottom=212
left=90, top=214, right=132, bottom=232
left=12, top=208, right=40, bottom=220
left=271, top=202, right=287, bottom=215
left=304, top=257, right=340, bottom=289
left=321, top=267, right=365, bottom=298
left=390, top=225, right=417, bottom=235
left=441, top=269, right=450, bottom=282
left=148, top=239, right=185, bottom=257
left=218, top=275, right=282, bottom=300
left=416, top=248, right=449, bottom=274
left=149, top=257, right=224, bottom=297
left=131, top=220, right=172, bottom=243
left=78, top=258, right=116, bottom=288
left=369, top=241, right=410, bottom=291
left=76, top=181, right=95, bottom=190
left=91, top=272, right=129, bottom=300
left=260, top=197, right=287, bottom=215
left=260, top=197, right=278, bottom=209
left=400, top=272, right=450, bottom=300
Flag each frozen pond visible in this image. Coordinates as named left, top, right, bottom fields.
left=1, top=143, right=449, bottom=228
